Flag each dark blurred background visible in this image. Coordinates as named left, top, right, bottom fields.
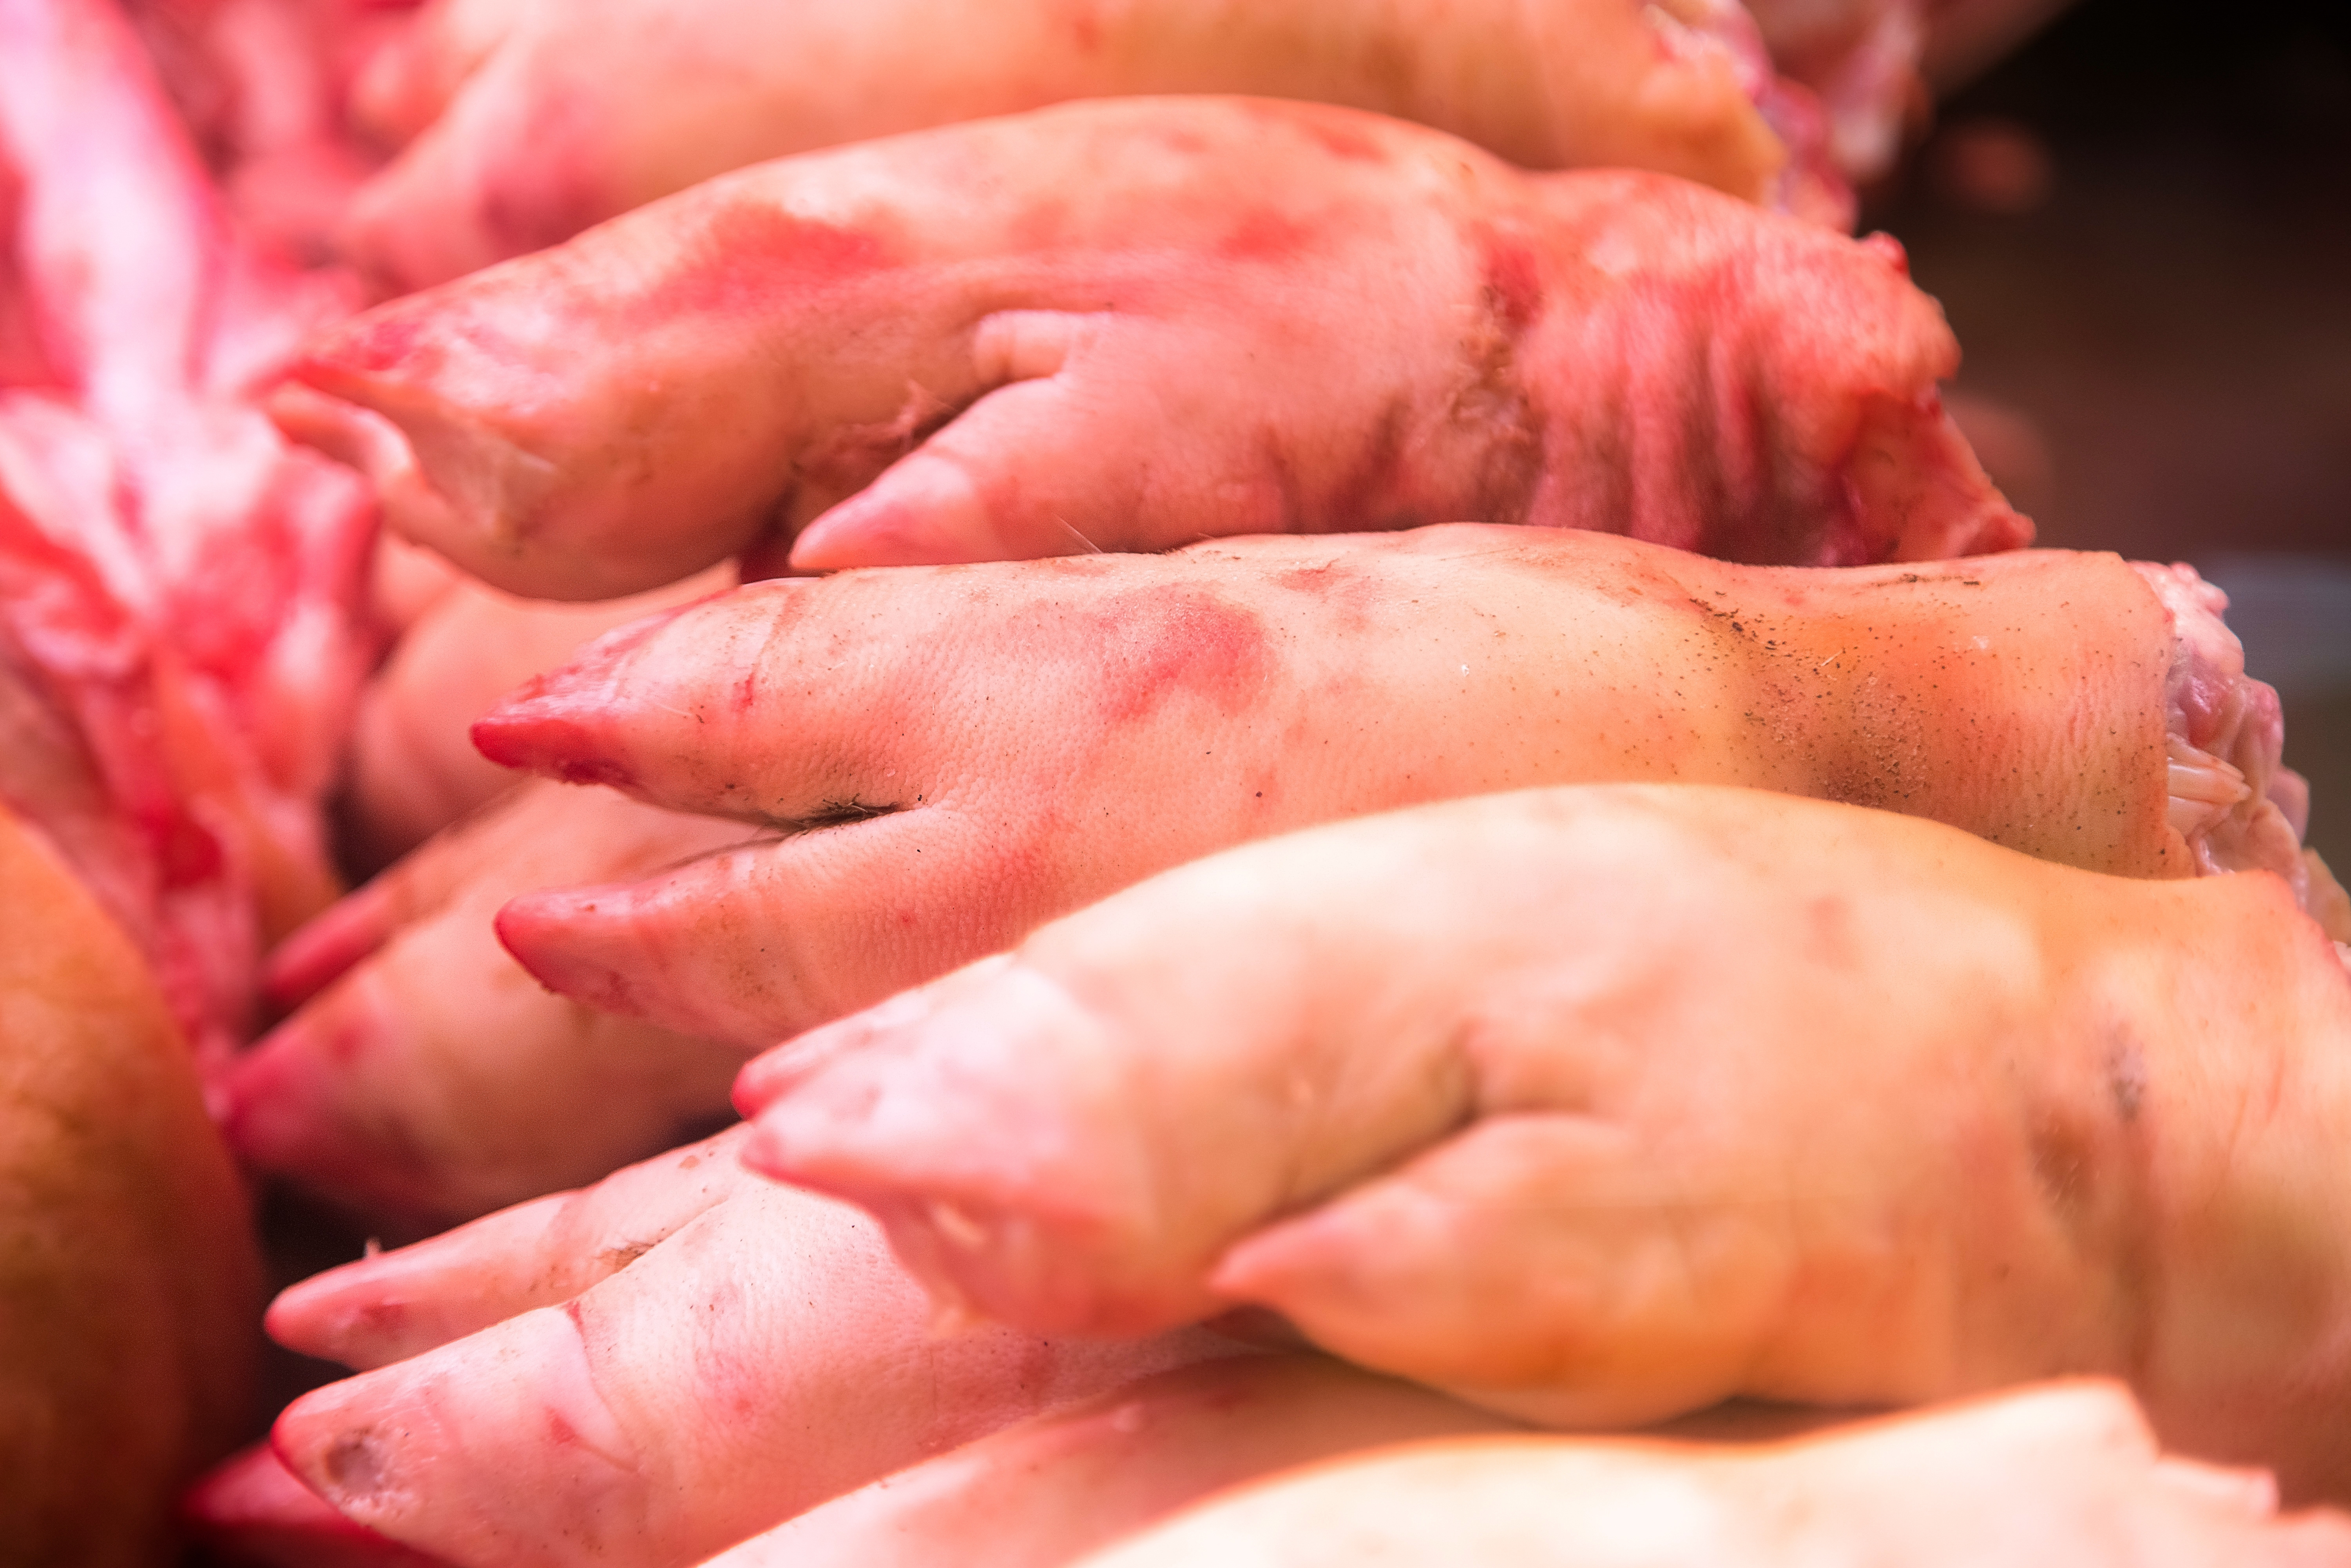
left=1873, top=0, right=2351, bottom=869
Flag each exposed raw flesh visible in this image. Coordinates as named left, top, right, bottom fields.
left=1072, top=1383, right=2351, bottom=1568
left=335, top=0, right=1837, bottom=292
left=712, top=1356, right=1515, bottom=1568
left=0, top=800, right=260, bottom=1566
left=2135, top=560, right=2330, bottom=913
left=0, top=0, right=377, bottom=1072
left=465, top=529, right=2334, bottom=1056
left=126, top=0, right=417, bottom=266
left=277, top=98, right=2024, bottom=601
left=197, top=1126, right=1242, bottom=1568
left=734, top=784, right=2351, bottom=1499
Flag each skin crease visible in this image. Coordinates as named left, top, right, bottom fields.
left=338, top=0, right=1807, bottom=291
left=471, top=527, right=2205, bottom=1056
left=732, top=785, right=2351, bottom=1504
left=277, top=98, right=2023, bottom=600
left=220, top=1124, right=1241, bottom=1568
left=1069, top=1383, right=2351, bottom=1568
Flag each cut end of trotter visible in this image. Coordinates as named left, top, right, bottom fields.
left=2136, top=561, right=2346, bottom=937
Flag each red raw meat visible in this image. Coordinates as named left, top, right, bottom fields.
left=125, top=0, right=420, bottom=266
left=0, top=0, right=377, bottom=1073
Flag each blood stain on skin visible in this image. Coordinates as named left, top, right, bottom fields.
left=1218, top=209, right=1318, bottom=263
left=1088, top=591, right=1273, bottom=723
left=478, top=726, right=639, bottom=793
left=617, top=204, right=891, bottom=326
left=1478, top=232, right=1546, bottom=334
left=543, top=1409, right=584, bottom=1450
left=1858, top=231, right=1911, bottom=280
left=306, top=310, right=433, bottom=379
left=1292, top=111, right=1391, bottom=165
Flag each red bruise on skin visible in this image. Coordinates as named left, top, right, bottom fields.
left=612, top=204, right=893, bottom=328
left=1295, top=112, right=1392, bottom=164
left=156, top=815, right=228, bottom=886
left=1217, top=209, right=1320, bottom=263
left=315, top=1008, right=374, bottom=1071
left=304, top=311, right=433, bottom=379
left=1478, top=234, right=1546, bottom=332
left=1083, top=591, right=1275, bottom=724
